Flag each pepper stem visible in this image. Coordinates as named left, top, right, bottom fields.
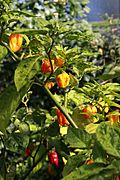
left=44, top=85, right=78, bottom=128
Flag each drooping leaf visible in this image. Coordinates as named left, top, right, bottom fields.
left=96, top=123, right=120, bottom=158
left=0, top=84, right=30, bottom=133
left=65, top=127, right=92, bottom=148
left=14, top=56, right=40, bottom=91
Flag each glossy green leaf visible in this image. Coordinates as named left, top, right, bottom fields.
left=96, top=123, right=120, bottom=158
left=65, top=127, right=92, bottom=148
left=14, top=56, right=40, bottom=91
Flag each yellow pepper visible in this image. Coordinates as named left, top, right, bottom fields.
left=56, top=72, right=70, bottom=88
left=9, top=34, right=23, bottom=52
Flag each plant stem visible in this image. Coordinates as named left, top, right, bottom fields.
left=44, top=85, right=78, bottom=128
left=44, top=39, right=54, bottom=83
left=64, top=92, right=68, bottom=108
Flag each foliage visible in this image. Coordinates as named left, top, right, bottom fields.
left=0, top=0, right=120, bottom=180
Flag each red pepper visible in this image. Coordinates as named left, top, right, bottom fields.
left=56, top=108, right=69, bottom=126
left=48, top=151, right=59, bottom=167
left=116, top=176, right=120, bottom=180
left=25, top=147, right=31, bottom=157
left=41, top=59, right=54, bottom=74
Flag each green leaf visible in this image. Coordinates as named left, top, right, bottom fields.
left=0, top=84, right=30, bottom=133
left=62, top=163, right=105, bottom=180
left=8, top=10, right=37, bottom=17
left=13, top=133, right=29, bottom=148
left=96, top=123, right=120, bottom=158
left=14, top=57, right=40, bottom=91
left=92, top=140, right=107, bottom=163
left=13, top=29, right=48, bottom=35
left=65, top=127, right=92, bottom=148
left=32, top=144, right=46, bottom=164
left=69, top=73, right=79, bottom=87
left=85, top=123, right=99, bottom=134
left=62, top=159, right=120, bottom=180
left=63, top=154, right=87, bottom=177
left=71, top=107, right=92, bottom=128
left=0, top=45, right=8, bottom=61
left=68, top=90, right=84, bottom=106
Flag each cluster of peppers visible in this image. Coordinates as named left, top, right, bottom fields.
left=9, top=33, right=120, bottom=127
left=9, top=33, right=120, bottom=179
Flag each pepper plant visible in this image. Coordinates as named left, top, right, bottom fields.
left=0, top=0, right=120, bottom=180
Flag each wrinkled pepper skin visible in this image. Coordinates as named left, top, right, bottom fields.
left=56, top=72, right=70, bottom=88
left=48, top=151, right=59, bottom=167
left=9, top=34, right=23, bottom=52
left=41, top=59, right=54, bottom=74
left=56, top=108, right=69, bottom=126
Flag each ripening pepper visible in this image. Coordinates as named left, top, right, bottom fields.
left=9, top=34, right=23, bottom=52
left=45, top=82, right=54, bottom=89
left=82, top=105, right=97, bottom=119
left=56, top=72, right=70, bottom=88
left=48, top=151, right=59, bottom=167
left=85, top=159, right=94, bottom=165
left=54, top=56, right=65, bottom=67
left=41, top=59, right=54, bottom=74
left=108, top=109, right=119, bottom=125
left=56, top=108, right=69, bottom=126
